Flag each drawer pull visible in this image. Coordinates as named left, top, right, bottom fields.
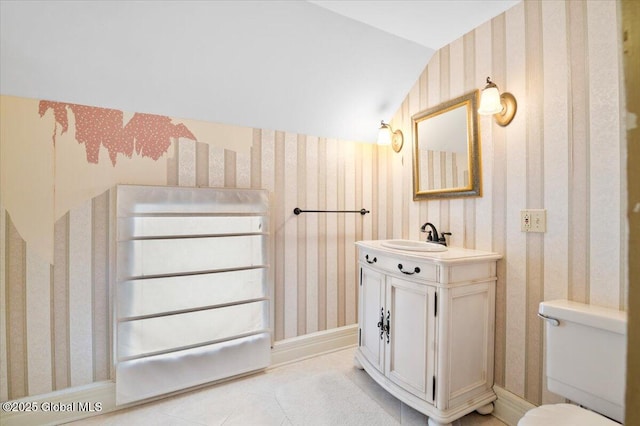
left=365, top=254, right=377, bottom=264
left=398, top=264, right=420, bottom=275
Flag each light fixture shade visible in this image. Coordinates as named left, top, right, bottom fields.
left=478, top=77, right=517, bottom=126
left=478, top=86, right=502, bottom=115
left=377, top=122, right=392, bottom=146
left=377, top=120, right=403, bottom=151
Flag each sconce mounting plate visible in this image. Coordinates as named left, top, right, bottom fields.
left=392, top=130, right=404, bottom=152
left=495, top=92, right=517, bottom=127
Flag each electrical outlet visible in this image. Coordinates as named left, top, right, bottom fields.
left=521, top=210, right=531, bottom=231
left=521, top=209, right=546, bottom=233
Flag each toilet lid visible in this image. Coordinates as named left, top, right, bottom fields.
left=518, top=403, right=620, bottom=426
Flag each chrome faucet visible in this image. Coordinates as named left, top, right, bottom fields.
left=420, top=222, right=452, bottom=246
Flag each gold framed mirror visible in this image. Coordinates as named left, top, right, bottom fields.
left=412, top=90, right=481, bottom=200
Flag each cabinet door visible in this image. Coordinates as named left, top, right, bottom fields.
left=359, top=266, right=385, bottom=372
left=385, top=276, right=436, bottom=401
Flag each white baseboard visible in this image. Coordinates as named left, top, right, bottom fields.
left=492, top=385, right=536, bottom=426
left=0, top=325, right=358, bottom=426
left=270, top=324, right=358, bottom=367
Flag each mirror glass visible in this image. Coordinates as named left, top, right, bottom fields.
left=412, top=90, right=481, bottom=200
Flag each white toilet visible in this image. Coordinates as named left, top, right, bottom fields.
left=518, top=300, right=627, bottom=426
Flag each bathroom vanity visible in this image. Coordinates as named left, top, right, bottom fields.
left=355, top=240, right=502, bottom=426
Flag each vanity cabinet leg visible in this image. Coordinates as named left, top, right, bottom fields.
left=476, top=402, right=494, bottom=415
left=353, top=356, right=364, bottom=370
left=427, top=418, right=452, bottom=426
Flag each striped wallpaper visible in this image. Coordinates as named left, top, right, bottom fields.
left=166, top=133, right=382, bottom=340
left=388, top=0, right=626, bottom=406
left=0, top=0, right=625, bottom=410
left=1, top=132, right=388, bottom=401
left=2, top=192, right=111, bottom=400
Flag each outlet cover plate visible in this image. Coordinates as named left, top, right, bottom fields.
left=521, top=209, right=546, bottom=232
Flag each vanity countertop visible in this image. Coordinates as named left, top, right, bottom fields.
left=356, top=239, right=502, bottom=265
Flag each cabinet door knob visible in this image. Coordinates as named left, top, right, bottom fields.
left=398, top=264, right=420, bottom=275
left=365, top=254, right=377, bottom=264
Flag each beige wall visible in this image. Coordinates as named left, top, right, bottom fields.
left=387, top=0, right=625, bottom=405
left=0, top=0, right=626, bottom=409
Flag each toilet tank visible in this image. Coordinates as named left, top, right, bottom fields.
left=539, top=300, right=627, bottom=423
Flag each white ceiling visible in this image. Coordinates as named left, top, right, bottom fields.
left=310, top=1, right=520, bottom=50
left=0, top=1, right=518, bottom=144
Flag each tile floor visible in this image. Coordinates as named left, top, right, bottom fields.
left=68, top=347, right=507, bottom=426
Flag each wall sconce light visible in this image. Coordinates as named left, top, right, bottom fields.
left=478, top=77, right=517, bottom=126
left=378, top=120, right=404, bottom=152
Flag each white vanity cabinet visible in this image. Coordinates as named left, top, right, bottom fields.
left=355, top=240, right=501, bottom=426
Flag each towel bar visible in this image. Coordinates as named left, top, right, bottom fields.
left=293, top=207, right=370, bottom=215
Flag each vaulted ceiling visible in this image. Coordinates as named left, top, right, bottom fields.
left=0, top=1, right=519, bottom=143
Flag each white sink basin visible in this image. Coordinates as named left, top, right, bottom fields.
left=381, top=239, right=448, bottom=252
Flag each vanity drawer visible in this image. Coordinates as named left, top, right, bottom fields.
left=360, top=251, right=438, bottom=282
